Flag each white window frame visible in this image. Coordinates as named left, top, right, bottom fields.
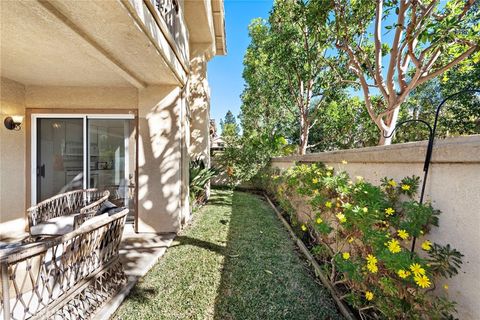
left=31, top=113, right=135, bottom=206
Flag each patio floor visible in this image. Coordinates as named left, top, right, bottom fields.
left=95, top=224, right=176, bottom=319
left=112, top=189, right=342, bottom=320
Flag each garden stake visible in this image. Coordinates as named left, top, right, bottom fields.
left=384, top=88, right=480, bottom=256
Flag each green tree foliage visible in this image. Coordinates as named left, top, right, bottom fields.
left=217, top=132, right=291, bottom=186
left=227, top=0, right=479, bottom=185
left=220, top=110, right=240, bottom=136
left=307, top=96, right=379, bottom=151
left=392, top=61, right=480, bottom=143
left=333, top=0, right=479, bottom=145
left=241, top=0, right=348, bottom=155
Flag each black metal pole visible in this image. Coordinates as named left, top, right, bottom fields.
left=383, top=119, right=433, bottom=255
left=385, top=89, right=480, bottom=255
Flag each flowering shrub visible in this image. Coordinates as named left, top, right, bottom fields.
left=257, top=162, right=463, bottom=319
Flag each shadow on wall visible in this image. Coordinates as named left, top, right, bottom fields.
left=188, top=53, right=210, bottom=161
left=137, top=87, right=183, bottom=233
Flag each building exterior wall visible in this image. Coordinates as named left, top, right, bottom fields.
left=25, top=86, right=138, bottom=110
left=271, top=135, right=480, bottom=320
left=188, top=46, right=211, bottom=164
left=136, top=85, right=183, bottom=233
left=0, top=78, right=26, bottom=238
left=0, top=81, right=190, bottom=235
left=180, top=89, right=191, bottom=224
left=0, top=0, right=225, bottom=237
left=188, top=45, right=212, bottom=199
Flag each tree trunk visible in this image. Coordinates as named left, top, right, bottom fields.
left=299, top=124, right=309, bottom=155
left=378, top=106, right=400, bottom=146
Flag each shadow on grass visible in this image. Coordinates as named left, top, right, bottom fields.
left=205, top=197, right=233, bottom=207
left=212, top=191, right=342, bottom=320
left=169, top=235, right=226, bottom=255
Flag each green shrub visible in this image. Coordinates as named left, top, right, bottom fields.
left=189, top=158, right=219, bottom=205
left=257, top=162, right=463, bottom=319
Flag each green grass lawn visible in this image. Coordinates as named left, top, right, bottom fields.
left=114, top=189, right=342, bottom=320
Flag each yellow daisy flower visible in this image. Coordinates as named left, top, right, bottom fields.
left=362, top=207, right=368, bottom=213
left=301, top=224, right=307, bottom=232
left=385, top=207, right=395, bottom=216
left=367, top=263, right=378, bottom=273
left=414, top=275, right=431, bottom=288
left=402, top=184, right=411, bottom=191
left=397, top=229, right=409, bottom=240
left=342, top=252, right=350, bottom=260
left=366, top=254, right=377, bottom=265
left=387, top=239, right=401, bottom=253
left=316, top=217, right=323, bottom=224
left=336, top=213, right=347, bottom=223
left=365, top=291, right=374, bottom=301
left=421, top=240, right=432, bottom=251
left=388, top=179, right=397, bottom=187
left=409, top=263, right=426, bottom=276
left=397, top=269, right=409, bottom=279
left=312, top=178, right=319, bottom=184
left=325, top=201, right=332, bottom=208
left=443, top=284, right=449, bottom=290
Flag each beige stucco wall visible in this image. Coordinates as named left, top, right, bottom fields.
left=0, top=0, right=224, bottom=238
left=25, top=86, right=137, bottom=109
left=0, top=77, right=27, bottom=238
left=188, top=45, right=212, bottom=200
left=137, top=85, right=185, bottom=233
left=0, top=82, right=201, bottom=236
left=271, top=135, right=480, bottom=319
left=189, top=48, right=211, bottom=163
left=180, top=90, right=191, bottom=224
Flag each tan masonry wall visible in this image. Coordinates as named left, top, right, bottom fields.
left=271, top=135, right=480, bottom=320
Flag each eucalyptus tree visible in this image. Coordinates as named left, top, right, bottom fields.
left=333, top=0, right=480, bottom=145
left=241, top=18, right=296, bottom=142
left=242, top=0, right=347, bottom=155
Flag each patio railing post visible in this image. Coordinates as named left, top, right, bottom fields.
left=1, top=263, right=11, bottom=320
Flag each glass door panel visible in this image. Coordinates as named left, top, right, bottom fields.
left=37, top=118, right=84, bottom=202
left=88, top=119, right=135, bottom=219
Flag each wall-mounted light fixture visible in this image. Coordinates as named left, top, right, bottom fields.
left=4, top=115, right=24, bottom=131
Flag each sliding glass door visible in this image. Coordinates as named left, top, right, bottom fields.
left=36, top=118, right=84, bottom=202
left=88, top=119, right=133, bottom=212
left=33, top=114, right=136, bottom=219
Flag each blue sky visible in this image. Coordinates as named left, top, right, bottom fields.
left=207, top=1, right=404, bottom=130
left=208, top=0, right=273, bottom=128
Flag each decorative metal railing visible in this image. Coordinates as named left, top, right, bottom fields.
left=153, top=0, right=179, bottom=40
left=146, top=0, right=189, bottom=65
left=0, top=210, right=127, bottom=320
left=27, top=189, right=107, bottom=229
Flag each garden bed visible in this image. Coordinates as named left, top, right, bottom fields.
left=254, top=162, right=464, bottom=319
